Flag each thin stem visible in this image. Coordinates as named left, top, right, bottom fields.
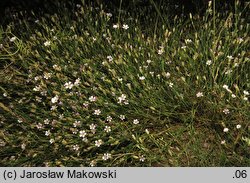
left=118, top=0, right=123, bottom=26
left=213, top=0, right=216, bottom=35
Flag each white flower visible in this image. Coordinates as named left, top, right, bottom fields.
left=237, top=37, right=243, bottom=43
left=53, top=64, right=61, bottom=70
left=243, top=90, right=249, bottom=96
left=72, top=144, right=79, bottom=151
left=149, top=71, right=154, bottom=76
left=79, top=130, right=87, bottom=138
left=185, top=39, right=192, bottom=44
left=0, top=140, right=6, bottom=147
left=59, top=114, right=64, bottom=119
left=113, top=24, right=119, bottom=29
left=120, top=94, right=126, bottom=100
left=49, top=139, right=55, bottom=144
left=90, top=160, right=96, bottom=167
left=126, top=83, right=131, bottom=88
left=106, top=116, right=112, bottom=122
left=36, top=123, right=43, bottom=129
left=102, top=153, right=112, bottom=160
left=236, top=124, right=241, bottom=129
left=44, top=119, right=50, bottom=124
left=146, top=60, right=152, bottom=64
left=72, top=128, right=78, bottom=134
left=64, top=81, right=74, bottom=89
left=34, top=76, right=41, bottom=81
left=95, top=139, right=103, bottom=147
left=158, top=49, right=164, bottom=55
left=89, top=96, right=97, bottom=102
left=73, top=120, right=81, bottom=127
left=243, top=97, right=248, bottom=101
left=206, top=60, right=212, bottom=65
left=119, top=115, right=125, bottom=120
left=18, top=119, right=23, bottom=123
left=165, top=72, right=171, bottom=78
left=45, top=130, right=50, bottom=136
left=233, top=63, right=239, bottom=67
left=76, top=4, right=81, bottom=8
left=169, top=82, right=173, bottom=88
left=21, top=143, right=26, bottom=150
left=104, top=126, right=111, bottom=133
left=231, top=94, right=236, bottom=98
left=33, top=85, right=41, bottom=91
left=221, top=140, right=226, bottom=144
left=223, top=108, right=230, bottom=114
left=89, top=124, right=96, bottom=130
left=222, top=85, right=229, bottom=90
left=118, top=94, right=127, bottom=104
left=139, top=76, right=145, bottom=80
left=51, top=95, right=59, bottom=103
left=227, top=55, right=234, bottom=60
left=133, top=119, right=139, bottom=124
left=50, top=105, right=57, bottom=111
left=222, top=85, right=232, bottom=93
left=10, top=36, right=17, bottom=42
left=107, top=55, right=113, bottom=62
left=225, top=69, right=232, bottom=75
left=122, top=24, right=129, bottom=30
left=41, top=90, right=47, bottom=96
left=74, top=78, right=81, bottom=86
left=223, top=128, right=229, bottom=132
left=139, top=155, right=146, bottom=162
left=44, top=41, right=51, bottom=46
left=196, top=92, right=203, bottom=98
left=94, top=109, right=101, bottom=115
left=106, top=13, right=112, bottom=17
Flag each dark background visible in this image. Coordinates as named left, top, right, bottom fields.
left=0, top=0, right=241, bottom=25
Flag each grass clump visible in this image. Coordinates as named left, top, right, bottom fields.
left=0, top=1, right=249, bottom=166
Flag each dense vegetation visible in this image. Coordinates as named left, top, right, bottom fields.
left=0, top=0, right=249, bottom=166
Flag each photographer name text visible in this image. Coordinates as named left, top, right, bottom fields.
left=5, top=169, right=117, bottom=179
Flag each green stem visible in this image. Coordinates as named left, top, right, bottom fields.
left=118, top=0, right=123, bottom=25
left=213, top=0, right=216, bottom=36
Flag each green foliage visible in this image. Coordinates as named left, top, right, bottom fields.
left=0, top=1, right=249, bottom=166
